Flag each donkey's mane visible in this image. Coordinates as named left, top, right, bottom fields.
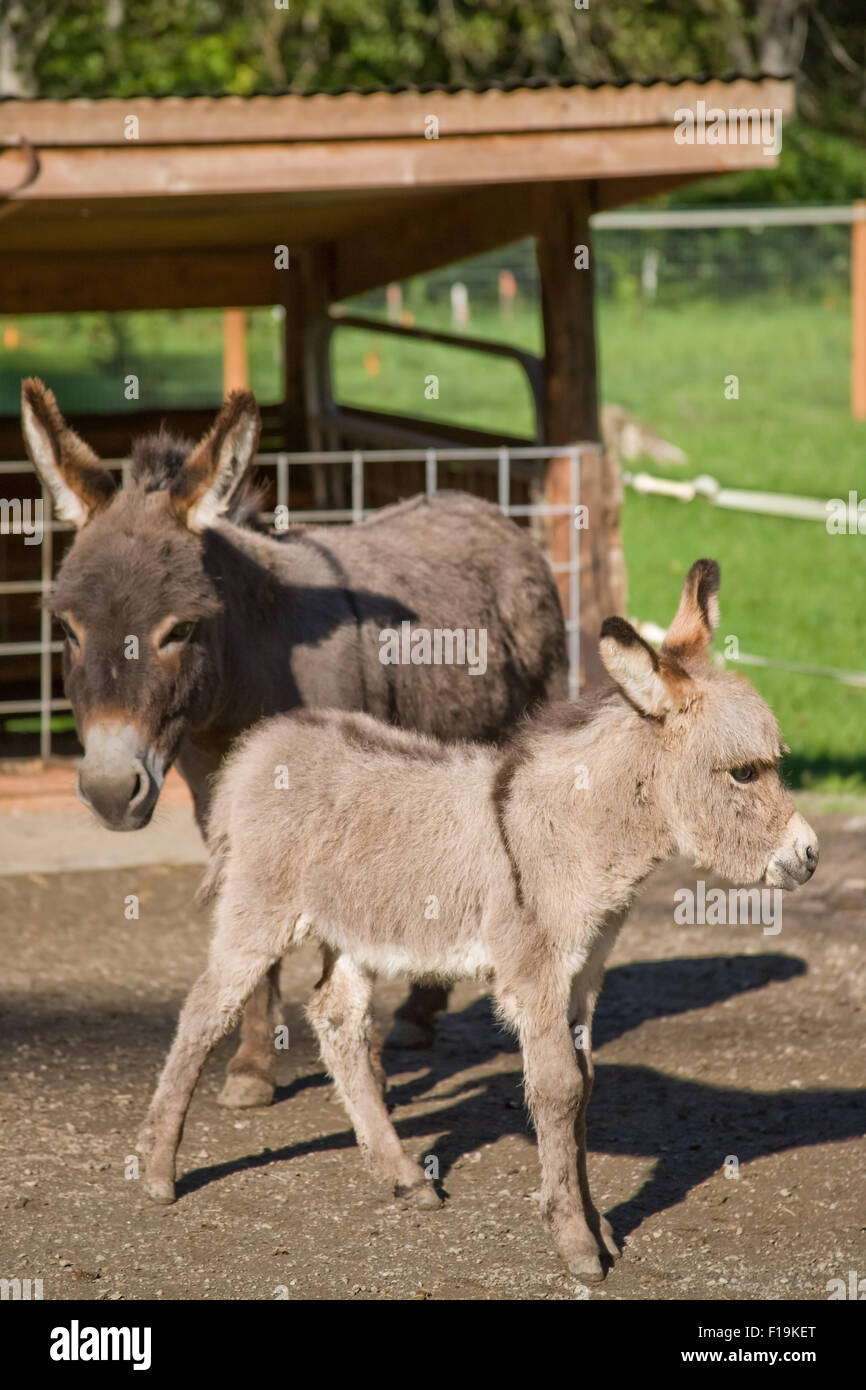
left=504, top=682, right=621, bottom=754
left=129, top=429, right=193, bottom=490
left=492, top=684, right=622, bottom=887
left=128, top=428, right=266, bottom=528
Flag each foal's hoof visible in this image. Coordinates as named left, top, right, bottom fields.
left=384, top=1018, right=436, bottom=1050
left=217, top=1071, right=275, bottom=1109
left=396, top=1181, right=442, bottom=1210
left=144, top=1174, right=176, bottom=1205
left=567, top=1253, right=605, bottom=1283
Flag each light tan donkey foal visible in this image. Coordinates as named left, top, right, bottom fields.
left=139, top=560, right=819, bottom=1280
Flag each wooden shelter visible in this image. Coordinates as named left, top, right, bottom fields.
left=0, top=74, right=793, bottom=715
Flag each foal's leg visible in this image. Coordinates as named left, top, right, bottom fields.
left=217, top=965, right=283, bottom=1109
left=307, top=949, right=440, bottom=1207
left=177, top=738, right=285, bottom=1111
left=569, top=961, right=619, bottom=1262
left=138, top=920, right=281, bottom=1203
left=503, top=969, right=606, bottom=1280
left=385, top=980, right=450, bottom=1049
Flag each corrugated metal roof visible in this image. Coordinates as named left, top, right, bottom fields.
left=0, top=71, right=791, bottom=104
left=290, top=71, right=791, bottom=98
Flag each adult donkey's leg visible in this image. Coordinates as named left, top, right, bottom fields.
left=217, top=963, right=283, bottom=1108
left=178, top=739, right=285, bottom=1108
left=385, top=980, right=450, bottom=1050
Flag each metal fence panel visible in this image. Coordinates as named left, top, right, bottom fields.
left=0, top=443, right=590, bottom=756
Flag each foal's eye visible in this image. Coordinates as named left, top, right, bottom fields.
left=161, top=620, right=197, bottom=647
left=58, top=617, right=79, bottom=648
left=730, top=765, right=758, bottom=784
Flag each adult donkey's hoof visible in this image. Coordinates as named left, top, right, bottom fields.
left=384, top=1018, right=436, bottom=1050
left=217, top=1071, right=275, bottom=1109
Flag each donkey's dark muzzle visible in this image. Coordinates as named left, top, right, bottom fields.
left=77, top=722, right=163, bottom=831
left=77, top=765, right=158, bottom=830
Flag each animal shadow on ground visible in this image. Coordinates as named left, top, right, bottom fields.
left=172, top=951, right=864, bottom=1238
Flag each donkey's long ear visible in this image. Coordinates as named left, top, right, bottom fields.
left=21, top=379, right=117, bottom=528
left=661, top=558, right=720, bottom=667
left=170, top=390, right=260, bottom=533
left=599, top=616, right=673, bottom=717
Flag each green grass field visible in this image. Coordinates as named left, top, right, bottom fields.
left=331, top=297, right=866, bottom=792
left=1, top=293, right=864, bottom=789
left=601, top=298, right=866, bottom=794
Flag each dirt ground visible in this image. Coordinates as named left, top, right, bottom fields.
left=1, top=800, right=864, bottom=1303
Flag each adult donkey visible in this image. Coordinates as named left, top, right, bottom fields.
left=21, top=378, right=567, bottom=1106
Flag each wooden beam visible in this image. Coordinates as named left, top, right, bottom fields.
left=595, top=170, right=718, bottom=211
left=318, top=405, right=534, bottom=451
left=0, top=247, right=286, bottom=313
left=333, top=183, right=548, bottom=300
left=0, top=125, right=789, bottom=202
left=0, top=80, right=794, bottom=146
left=0, top=189, right=434, bottom=255
left=0, top=404, right=292, bottom=462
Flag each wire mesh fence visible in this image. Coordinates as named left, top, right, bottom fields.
left=355, top=205, right=858, bottom=318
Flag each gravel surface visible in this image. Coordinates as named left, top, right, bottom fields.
left=0, top=812, right=864, bottom=1302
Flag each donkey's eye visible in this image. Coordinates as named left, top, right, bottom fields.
left=58, top=617, right=79, bottom=648
left=730, top=765, right=758, bottom=784
left=161, top=620, right=197, bottom=647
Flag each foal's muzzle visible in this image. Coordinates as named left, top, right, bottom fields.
left=77, top=722, right=164, bottom=831
left=764, top=812, right=819, bottom=891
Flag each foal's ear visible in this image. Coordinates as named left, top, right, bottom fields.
left=661, top=558, right=720, bottom=666
left=170, top=390, right=260, bottom=532
left=599, top=616, right=673, bottom=717
left=21, top=378, right=117, bottom=528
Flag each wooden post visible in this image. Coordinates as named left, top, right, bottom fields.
left=298, top=243, right=338, bottom=451
left=852, top=201, right=866, bottom=421
left=222, top=307, right=248, bottom=394
left=281, top=278, right=308, bottom=449
left=538, top=182, right=625, bottom=692
left=296, top=243, right=348, bottom=509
